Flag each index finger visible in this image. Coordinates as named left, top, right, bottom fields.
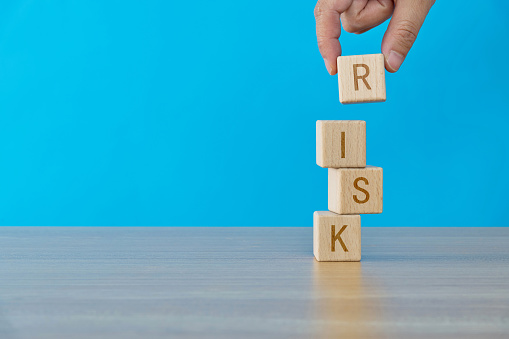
left=315, top=0, right=353, bottom=75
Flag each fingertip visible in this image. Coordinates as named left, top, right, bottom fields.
left=326, top=59, right=338, bottom=75
left=331, top=58, right=338, bottom=75
left=321, top=47, right=340, bottom=75
left=324, top=58, right=332, bottom=75
left=384, top=61, right=397, bottom=73
left=382, top=49, right=404, bottom=73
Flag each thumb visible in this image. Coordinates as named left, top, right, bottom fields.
left=381, top=0, right=434, bottom=72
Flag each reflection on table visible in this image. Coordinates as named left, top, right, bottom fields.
left=312, top=261, right=384, bottom=339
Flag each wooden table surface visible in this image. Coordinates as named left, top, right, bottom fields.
left=0, top=227, right=508, bottom=339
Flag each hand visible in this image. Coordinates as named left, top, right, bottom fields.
left=314, top=0, right=435, bottom=74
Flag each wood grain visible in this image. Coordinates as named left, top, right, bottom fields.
left=316, top=120, right=366, bottom=168
left=1, top=227, right=508, bottom=339
left=337, top=54, right=386, bottom=104
left=329, top=166, right=383, bottom=214
left=313, top=211, right=361, bottom=261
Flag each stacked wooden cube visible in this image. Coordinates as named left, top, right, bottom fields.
left=314, top=54, right=385, bottom=262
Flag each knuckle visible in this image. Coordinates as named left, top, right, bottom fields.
left=316, top=37, right=331, bottom=54
left=314, top=2, right=323, bottom=18
left=341, top=18, right=359, bottom=33
left=316, top=38, right=326, bottom=50
left=393, top=20, right=419, bottom=49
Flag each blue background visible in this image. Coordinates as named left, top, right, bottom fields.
left=0, top=1, right=507, bottom=226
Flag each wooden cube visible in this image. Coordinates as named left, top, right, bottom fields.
left=328, top=166, right=383, bottom=214
left=313, top=211, right=361, bottom=262
left=316, top=120, right=366, bottom=168
left=337, top=54, right=386, bottom=104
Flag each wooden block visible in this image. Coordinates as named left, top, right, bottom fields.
left=328, top=166, right=383, bottom=214
left=337, top=54, right=386, bottom=104
left=316, top=120, right=366, bottom=168
left=313, top=211, right=361, bottom=262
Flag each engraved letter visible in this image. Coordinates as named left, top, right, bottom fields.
left=341, top=131, right=346, bottom=158
left=353, top=177, right=370, bottom=204
left=353, top=64, right=371, bottom=91
left=331, top=225, right=348, bottom=252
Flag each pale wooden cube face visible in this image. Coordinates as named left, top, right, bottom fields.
left=316, top=120, right=366, bottom=168
left=328, top=166, right=383, bottom=214
left=313, top=211, right=361, bottom=262
left=337, top=54, right=386, bottom=104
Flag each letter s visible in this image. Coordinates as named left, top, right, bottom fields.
left=353, top=177, right=369, bottom=204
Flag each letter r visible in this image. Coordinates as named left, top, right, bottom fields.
left=353, top=64, right=371, bottom=91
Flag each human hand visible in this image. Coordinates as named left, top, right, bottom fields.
left=314, top=0, right=435, bottom=74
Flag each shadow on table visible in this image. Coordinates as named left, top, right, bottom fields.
left=312, top=261, right=385, bottom=339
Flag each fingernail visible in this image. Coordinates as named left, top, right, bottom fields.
left=324, top=58, right=332, bottom=74
left=387, top=50, right=404, bottom=71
